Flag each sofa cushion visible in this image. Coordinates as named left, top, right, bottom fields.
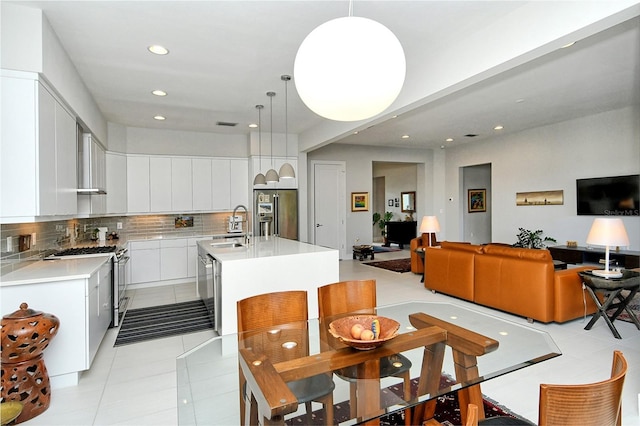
left=483, top=244, right=552, bottom=261
left=424, top=246, right=476, bottom=301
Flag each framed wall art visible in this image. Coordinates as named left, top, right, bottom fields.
left=351, top=192, right=369, bottom=212
left=516, top=190, right=564, bottom=206
left=468, top=189, right=486, bottom=213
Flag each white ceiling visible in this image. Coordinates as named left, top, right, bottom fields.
left=11, top=1, right=640, bottom=150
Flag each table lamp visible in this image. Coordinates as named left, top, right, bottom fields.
left=585, top=218, right=629, bottom=278
left=419, top=216, right=440, bottom=247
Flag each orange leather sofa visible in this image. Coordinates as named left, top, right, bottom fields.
left=424, top=241, right=597, bottom=323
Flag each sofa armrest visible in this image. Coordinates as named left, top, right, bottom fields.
left=553, top=266, right=598, bottom=323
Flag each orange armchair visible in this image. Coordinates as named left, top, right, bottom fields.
left=410, top=233, right=437, bottom=274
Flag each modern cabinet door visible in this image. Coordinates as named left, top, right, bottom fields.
left=230, top=159, right=249, bottom=208
left=106, top=152, right=127, bottom=214
left=150, top=157, right=172, bottom=212
left=88, top=261, right=112, bottom=365
left=129, top=240, right=161, bottom=284
left=211, top=159, right=231, bottom=210
left=127, top=155, right=150, bottom=213
left=37, top=82, right=57, bottom=216
left=55, top=101, right=78, bottom=215
left=160, top=239, right=188, bottom=281
left=171, top=158, right=193, bottom=211
left=192, top=158, right=213, bottom=211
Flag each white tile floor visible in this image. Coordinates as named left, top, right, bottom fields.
left=23, top=249, right=640, bottom=425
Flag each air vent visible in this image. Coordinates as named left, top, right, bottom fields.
left=464, top=134, right=478, bottom=138
left=217, top=121, right=238, bottom=127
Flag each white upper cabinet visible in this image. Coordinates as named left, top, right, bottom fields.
left=150, top=157, right=172, bottom=212
left=192, top=158, right=213, bottom=211
left=126, top=155, right=150, bottom=213
left=230, top=159, right=249, bottom=208
left=106, top=152, right=127, bottom=214
left=1, top=72, right=77, bottom=222
left=171, top=157, right=193, bottom=212
left=211, top=159, right=231, bottom=210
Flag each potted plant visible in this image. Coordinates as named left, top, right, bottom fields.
left=513, top=228, right=557, bottom=249
left=373, top=212, right=394, bottom=245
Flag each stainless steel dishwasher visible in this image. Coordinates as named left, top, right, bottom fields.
left=197, top=249, right=216, bottom=332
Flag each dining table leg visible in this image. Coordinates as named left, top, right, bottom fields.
left=452, top=350, right=484, bottom=422
left=357, top=358, right=382, bottom=425
left=413, top=341, right=446, bottom=423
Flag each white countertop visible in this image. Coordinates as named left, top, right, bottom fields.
left=0, top=256, right=111, bottom=287
left=198, top=236, right=336, bottom=262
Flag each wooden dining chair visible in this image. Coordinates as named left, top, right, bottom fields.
left=477, top=350, right=627, bottom=426
left=237, top=290, right=335, bottom=425
left=317, top=280, right=413, bottom=421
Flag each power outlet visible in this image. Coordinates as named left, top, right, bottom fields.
left=6, top=237, right=12, bottom=252
left=117, top=222, right=123, bottom=230
left=31, top=233, right=37, bottom=246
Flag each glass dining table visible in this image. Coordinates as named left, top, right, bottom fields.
left=177, top=301, right=560, bottom=425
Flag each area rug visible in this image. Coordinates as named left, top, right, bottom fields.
left=364, top=258, right=412, bottom=273
left=286, top=375, right=530, bottom=425
left=373, top=245, right=402, bottom=253
left=114, top=300, right=213, bottom=346
left=608, top=290, right=640, bottom=324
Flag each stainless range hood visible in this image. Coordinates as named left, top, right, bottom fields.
left=77, top=127, right=107, bottom=195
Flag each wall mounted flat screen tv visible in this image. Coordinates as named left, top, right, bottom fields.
left=576, top=174, right=639, bottom=216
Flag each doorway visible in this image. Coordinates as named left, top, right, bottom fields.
left=372, top=177, right=385, bottom=242
left=462, top=163, right=492, bottom=244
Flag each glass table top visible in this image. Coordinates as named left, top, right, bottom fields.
left=177, top=301, right=560, bottom=425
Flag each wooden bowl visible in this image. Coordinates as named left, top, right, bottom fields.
left=328, top=315, right=400, bottom=350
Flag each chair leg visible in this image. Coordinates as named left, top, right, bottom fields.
left=349, top=381, right=357, bottom=418
left=321, top=393, right=334, bottom=425
left=401, top=371, right=412, bottom=425
left=305, top=401, right=313, bottom=424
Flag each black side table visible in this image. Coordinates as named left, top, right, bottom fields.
left=579, top=270, right=640, bottom=339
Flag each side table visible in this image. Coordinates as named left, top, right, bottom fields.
left=352, top=245, right=374, bottom=261
left=579, top=270, right=640, bottom=339
left=414, top=248, right=425, bottom=282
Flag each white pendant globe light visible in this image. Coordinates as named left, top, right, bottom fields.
left=279, top=75, right=295, bottom=179
left=265, top=91, right=279, bottom=183
left=294, top=16, right=405, bottom=121
left=253, top=104, right=266, bottom=186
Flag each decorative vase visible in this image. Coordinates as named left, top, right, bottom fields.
left=1, top=303, right=60, bottom=424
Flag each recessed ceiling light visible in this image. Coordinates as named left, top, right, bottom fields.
left=401, top=134, right=409, bottom=139
left=561, top=42, right=575, bottom=48
left=152, top=90, right=167, bottom=97
left=392, top=115, right=398, bottom=119
left=445, top=138, right=453, bottom=142
left=353, top=131, right=359, bottom=134
left=494, top=125, right=504, bottom=131
left=148, top=45, right=169, bottom=55
left=154, top=115, right=166, bottom=121
left=248, top=123, right=258, bottom=128
left=515, top=98, right=525, bottom=103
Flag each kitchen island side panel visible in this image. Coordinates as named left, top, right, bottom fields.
left=218, top=250, right=339, bottom=335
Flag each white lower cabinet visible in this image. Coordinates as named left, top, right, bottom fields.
left=129, top=240, right=161, bottom=284
left=0, top=258, right=112, bottom=387
left=160, top=238, right=188, bottom=280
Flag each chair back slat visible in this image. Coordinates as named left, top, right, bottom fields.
left=317, top=279, right=377, bottom=318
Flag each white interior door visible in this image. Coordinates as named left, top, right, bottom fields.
left=312, top=161, right=346, bottom=257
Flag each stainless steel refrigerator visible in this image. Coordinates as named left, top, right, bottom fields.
left=254, top=189, right=298, bottom=240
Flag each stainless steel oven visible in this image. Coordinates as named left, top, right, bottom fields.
left=48, top=246, right=129, bottom=327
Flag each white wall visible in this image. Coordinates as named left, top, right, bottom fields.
left=443, top=106, right=640, bottom=250
left=309, top=144, right=432, bottom=248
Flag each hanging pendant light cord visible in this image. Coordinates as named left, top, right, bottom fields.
left=258, top=105, right=262, bottom=171
left=269, top=92, right=275, bottom=169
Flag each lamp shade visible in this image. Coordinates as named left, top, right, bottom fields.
left=419, top=216, right=441, bottom=234
left=586, top=218, right=630, bottom=247
left=265, top=168, right=279, bottom=183
left=253, top=173, right=266, bottom=186
left=294, top=16, right=405, bottom=121
left=278, top=162, right=295, bottom=179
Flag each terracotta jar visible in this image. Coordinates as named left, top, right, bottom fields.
left=1, top=303, right=60, bottom=423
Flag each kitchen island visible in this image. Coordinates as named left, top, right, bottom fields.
left=1, top=256, right=113, bottom=388
left=197, top=236, right=339, bottom=335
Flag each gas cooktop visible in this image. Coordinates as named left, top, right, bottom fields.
left=53, top=246, right=118, bottom=256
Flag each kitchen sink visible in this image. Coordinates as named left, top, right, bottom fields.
left=210, top=241, right=244, bottom=249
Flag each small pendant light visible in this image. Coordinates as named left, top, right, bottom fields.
left=265, top=91, right=280, bottom=183
left=253, top=104, right=266, bottom=186
left=279, top=75, right=295, bottom=179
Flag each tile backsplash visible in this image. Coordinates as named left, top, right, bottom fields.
left=0, top=212, right=235, bottom=275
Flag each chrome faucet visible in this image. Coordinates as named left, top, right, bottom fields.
left=232, top=204, right=250, bottom=244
